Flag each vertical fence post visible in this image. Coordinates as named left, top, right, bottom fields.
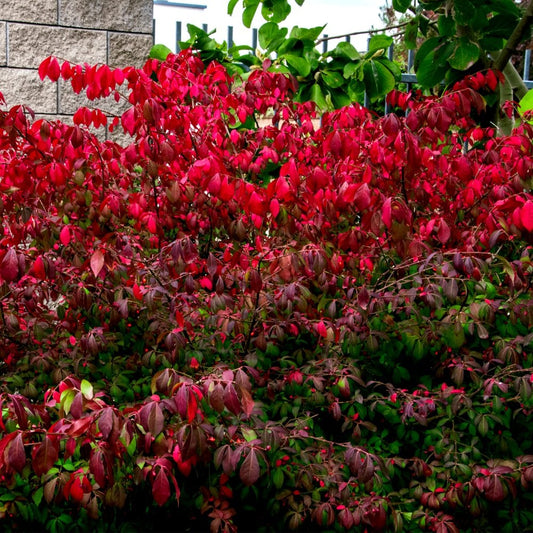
left=176, top=21, right=182, bottom=51
left=322, top=35, right=328, bottom=54
left=524, top=49, right=531, bottom=84
left=384, top=44, right=394, bottom=115
left=252, top=28, right=258, bottom=51
left=228, top=26, right=234, bottom=48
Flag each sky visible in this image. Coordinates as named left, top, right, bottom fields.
left=153, top=0, right=386, bottom=54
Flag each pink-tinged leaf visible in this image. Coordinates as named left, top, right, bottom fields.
left=98, top=407, right=114, bottom=439
left=521, top=200, right=533, bottom=232
left=139, top=402, right=164, bottom=435
left=224, top=384, right=242, bottom=415
left=7, top=432, right=26, bottom=473
left=89, top=449, right=109, bottom=487
left=174, top=385, right=189, bottom=419
left=382, top=197, right=392, bottom=229
left=121, top=107, right=136, bottom=136
left=186, top=392, right=197, bottom=424
left=239, top=387, right=254, bottom=417
left=48, top=58, right=61, bottom=82
left=32, top=436, right=59, bottom=476
left=10, top=395, right=28, bottom=430
left=209, top=383, right=225, bottom=413
left=240, top=448, right=260, bottom=486
left=270, top=198, right=280, bottom=218
left=90, top=250, right=105, bottom=277
left=70, top=392, right=84, bottom=419
left=33, top=256, right=46, bottom=280
left=316, top=321, right=328, bottom=338
left=354, top=183, right=371, bottom=210
left=38, top=57, right=51, bottom=81
left=437, top=219, right=451, bottom=244
left=248, top=191, right=265, bottom=216
left=59, top=226, right=71, bottom=246
left=0, top=249, right=19, bottom=282
left=152, top=469, right=171, bottom=506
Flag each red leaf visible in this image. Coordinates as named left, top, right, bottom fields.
left=316, top=321, right=328, bottom=338
left=209, top=383, right=225, bottom=413
left=224, top=384, right=241, bottom=415
left=98, top=407, right=114, bottom=439
left=121, top=107, right=136, bottom=135
left=90, top=250, right=105, bottom=277
left=6, top=432, right=26, bottom=473
left=521, top=200, right=533, bottom=232
left=89, top=449, right=107, bottom=487
left=239, top=387, right=254, bottom=418
left=270, top=198, right=280, bottom=218
left=33, top=256, right=46, bottom=280
left=139, top=402, right=164, bottom=435
left=382, top=197, right=392, bottom=229
left=38, top=57, right=51, bottom=81
left=1, top=249, right=19, bottom=282
left=47, top=58, right=61, bottom=82
left=152, top=469, right=171, bottom=506
left=32, top=436, right=59, bottom=476
left=437, top=219, right=451, bottom=244
left=240, top=448, right=260, bottom=486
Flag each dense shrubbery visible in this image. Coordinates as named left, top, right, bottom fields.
left=0, top=51, right=532, bottom=532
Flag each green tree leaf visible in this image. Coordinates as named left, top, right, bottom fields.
left=228, top=0, right=239, bottom=15
left=393, top=0, right=411, bottom=13
left=310, top=83, right=327, bottom=109
left=448, top=39, right=480, bottom=70
left=243, top=1, right=261, bottom=27
left=404, top=17, right=419, bottom=50
left=367, top=34, right=393, bottom=54
left=290, top=25, right=325, bottom=41
left=149, top=44, right=172, bottom=61
left=363, top=60, right=396, bottom=100
left=518, top=89, right=533, bottom=116
left=284, top=53, right=311, bottom=76
left=258, top=22, right=288, bottom=51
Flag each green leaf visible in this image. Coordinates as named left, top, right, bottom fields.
left=404, top=17, right=419, bottom=50
left=149, top=44, right=172, bottom=61
left=331, top=41, right=360, bottom=61
left=416, top=40, right=453, bottom=87
left=343, top=62, right=359, bottom=78
left=228, top=0, right=239, bottom=15
left=518, top=89, right=533, bottom=116
left=362, top=60, right=396, bottom=100
left=448, top=39, right=480, bottom=71
left=258, top=22, right=288, bottom=51
left=367, top=34, right=393, bottom=54
left=392, top=0, right=411, bottom=13
left=454, top=0, right=476, bottom=25
left=321, top=70, right=344, bottom=89
left=80, top=379, right=94, bottom=400
left=272, top=468, right=284, bottom=489
left=437, top=15, right=455, bottom=37
left=290, top=25, right=325, bottom=42
left=261, top=0, right=291, bottom=24
left=243, top=1, right=260, bottom=28
left=284, top=54, right=311, bottom=77
left=310, top=83, right=327, bottom=109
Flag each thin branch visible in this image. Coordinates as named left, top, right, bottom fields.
left=316, top=21, right=409, bottom=44
left=492, top=0, right=533, bottom=72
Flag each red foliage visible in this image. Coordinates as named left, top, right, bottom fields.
left=0, top=50, right=532, bottom=531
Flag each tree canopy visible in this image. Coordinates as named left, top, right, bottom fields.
left=165, top=0, right=533, bottom=126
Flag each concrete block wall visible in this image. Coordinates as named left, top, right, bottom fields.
left=0, top=0, right=153, bottom=123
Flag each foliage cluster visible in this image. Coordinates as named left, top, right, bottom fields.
left=0, top=51, right=532, bottom=532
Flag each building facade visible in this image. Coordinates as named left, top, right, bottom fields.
left=0, top=0, right=153, bottom=122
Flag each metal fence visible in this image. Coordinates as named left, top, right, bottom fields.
left=154, top=14, right=533, bottom=98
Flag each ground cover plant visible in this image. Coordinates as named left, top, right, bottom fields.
left=0, top=50, right=532, bottom=532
